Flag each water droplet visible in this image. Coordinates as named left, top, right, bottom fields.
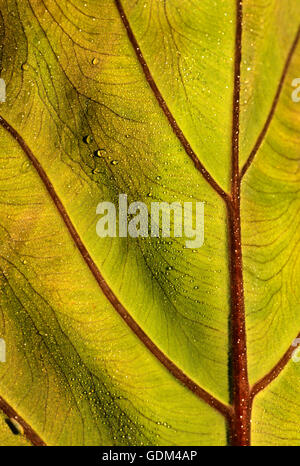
left=94, top=149, right=105, bottom=157
left=7, top=418, right=24, bottom=435
left=21, top=63, right=29, bottom=71
left=110, top=160, right=119, bottom=166
left=92, top=57, right=99, bottom=66
left=20, top=160, right=31, bottom=173
left=83, top=135, right=93, bottom=144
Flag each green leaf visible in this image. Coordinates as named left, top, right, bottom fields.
left=0, top=0, right=299, bottom=446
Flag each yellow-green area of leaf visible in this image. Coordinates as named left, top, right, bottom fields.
left=0, top=0, right=299, bottom=446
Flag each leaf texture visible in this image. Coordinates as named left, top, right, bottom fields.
left=0, top=0, right=299, bottom=446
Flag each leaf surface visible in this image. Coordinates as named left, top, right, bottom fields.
left=0, top=0, right=299, bottom=446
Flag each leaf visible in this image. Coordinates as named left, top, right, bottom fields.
left=0, top=0, right=299, bottom=446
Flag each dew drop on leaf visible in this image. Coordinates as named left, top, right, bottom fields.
left=94, top=149, right=105, bottom=157
left=7, top=418, right=24, bottom=435
left=83, top=135, right=94, bottom=144
left=20, top=160, right=31, bottom=173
